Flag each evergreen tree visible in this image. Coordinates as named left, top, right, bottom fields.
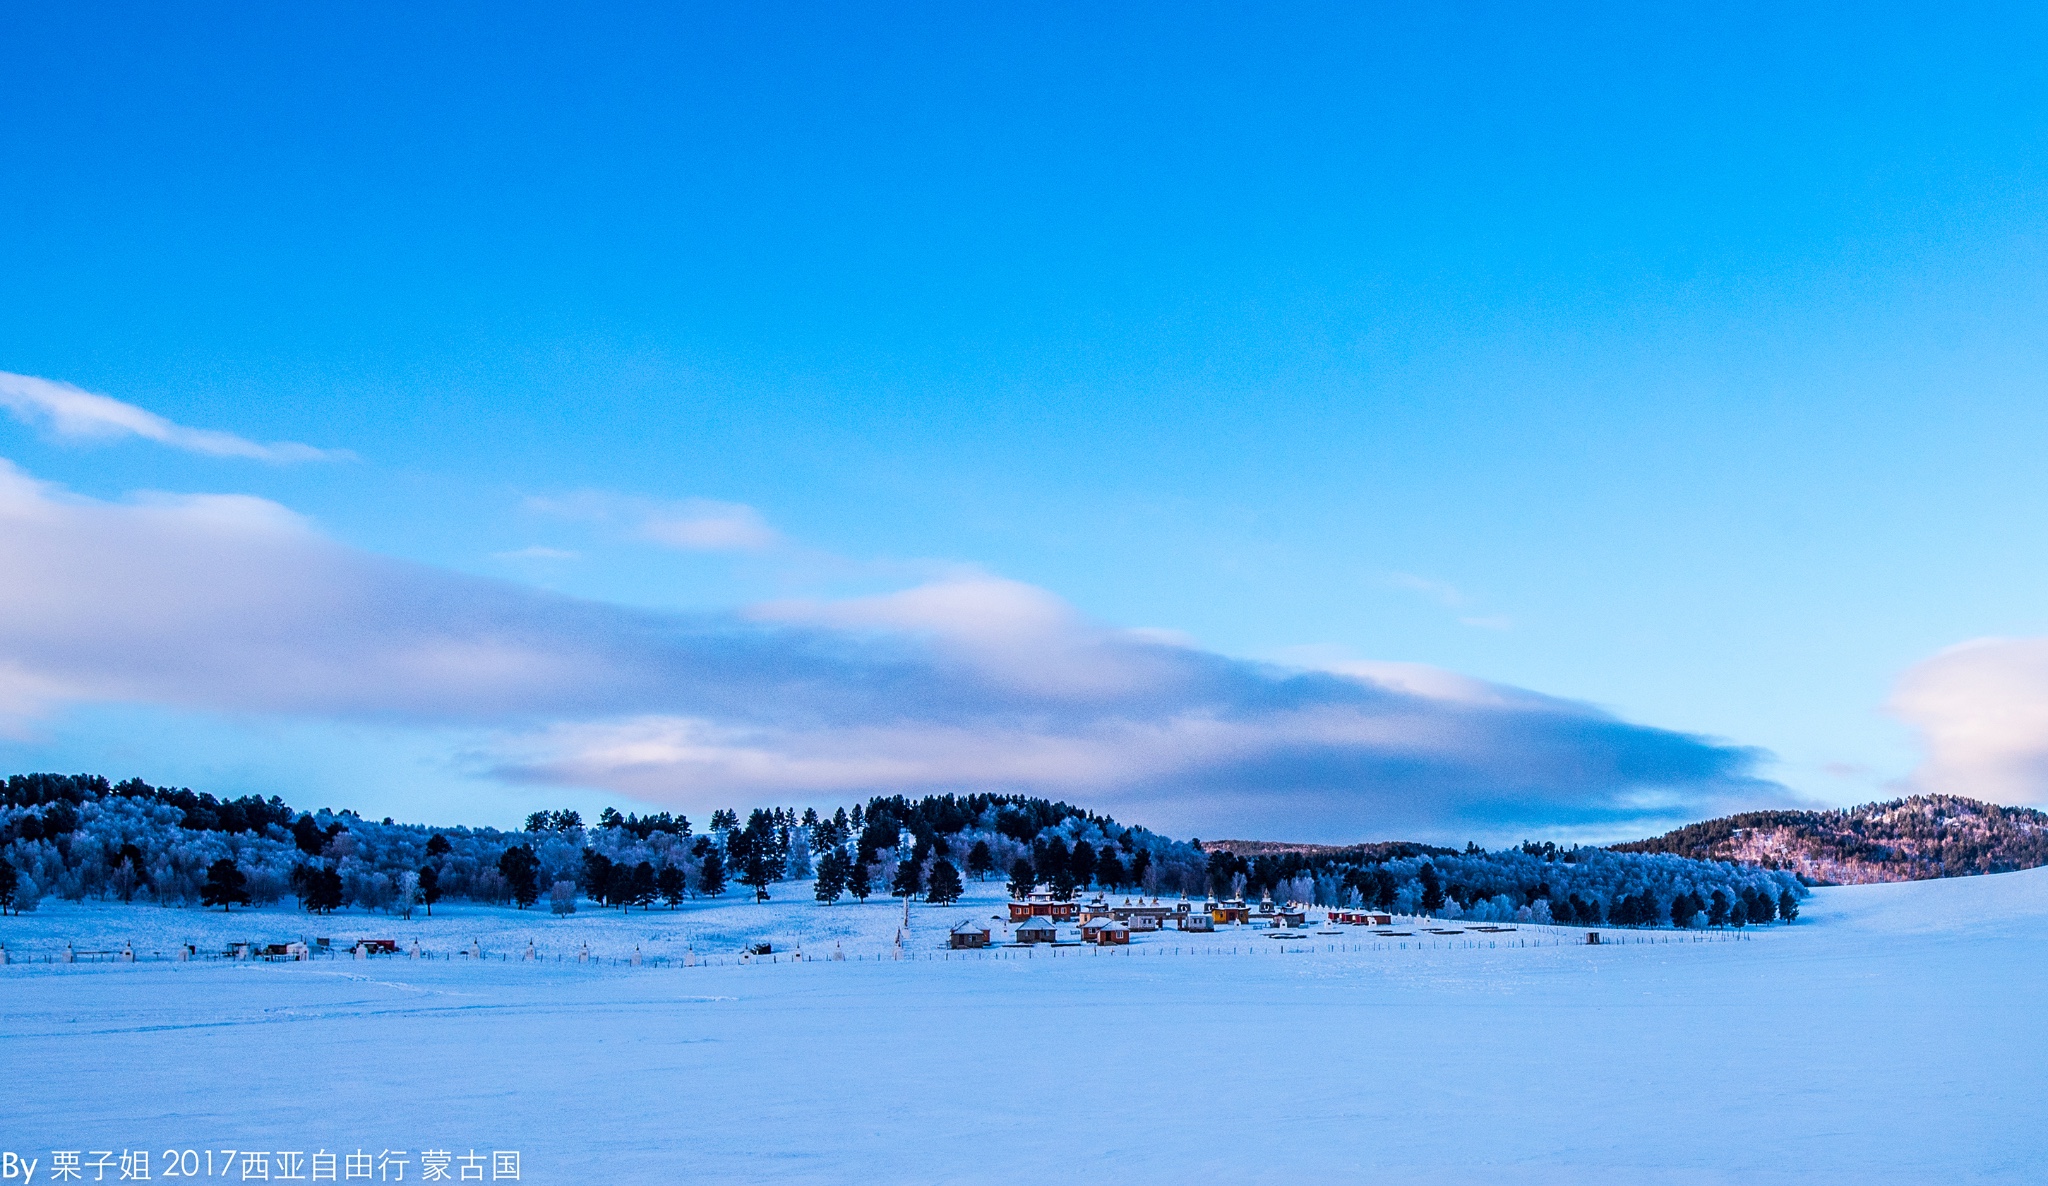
left=891, top=858, right=924, bottom=900
left=847, top=858, right=872, bottom=902
left=199, top=859, right=251, bottom=912
left=1206, top=850, right=1237, bottom=898
left=629, top=861, right=659, bottom=909
left=1131, top=847, right=1152, bottom=888
left=926, top=859, right=964, bottom=905
left=1007, top=857, right=1036, bottom=900
left=417, top=864, right=441, bottom=916
left=579, top=849, right=613, bottom=905
left=1419, top=864, right=1445, bottom=914
left=1070, top=840, right=1096, bottom=889
left=1373, top=868, right=1399, bottom=910
left=0, top=856, right=16, bottom=915
left=814, top=849, right=847, bottom=904
left=1097, top=850, right=1126, bottom=891
left=966, top=839, right=995, bottom=880
left=426, top=832, right=452, bottom=858
left=741, top=848, right=777, bottom=902
left=305, top=865, right=345, bottom=913
left=1708, top=889, right=1730, bottom=926
left=657, top=863, right=686, bottom=907
left=1050, top=866, right=1078, bottom=901
left=500, top=845, right=542, bottom=908
left=698, top=848, right=727, bottom=897
left=1778, top=889, right=1801, bottom=923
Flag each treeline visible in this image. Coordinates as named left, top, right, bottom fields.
left=0, top=772, right=1800, bottom=927
left=1614, top=794, right=2048, bottom=884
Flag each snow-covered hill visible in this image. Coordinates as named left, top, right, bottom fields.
left=4, top=870, right=2044, bottom=1184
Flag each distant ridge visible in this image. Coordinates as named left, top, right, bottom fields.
left=1612, top=794, right=2048, bottom=884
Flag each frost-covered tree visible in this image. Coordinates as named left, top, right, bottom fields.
left=393, top=871, right=420, bottom=919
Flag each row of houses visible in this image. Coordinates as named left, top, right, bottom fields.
left=960, top=890, right=1387, bottom=949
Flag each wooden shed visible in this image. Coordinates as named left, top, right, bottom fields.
left=949, top=920, right=992, bottom=949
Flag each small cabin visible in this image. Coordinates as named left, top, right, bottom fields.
left=949, top=921, right=992, bottom=949
left=1178, top=912, right=1215, bottom=932
left=1090, top=919, right=1130, bottom=946
left=1015, top=918, right=1059, bottom=944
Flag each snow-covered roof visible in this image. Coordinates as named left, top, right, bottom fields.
left=951, top=920, right=989, bottom=934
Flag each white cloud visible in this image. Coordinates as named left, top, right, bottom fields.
left=527, top=490, right=779, bottom=552
left=0, top=371, right=349, bottom=463
left=0, top=459, right=1777, bottom=841
left=1388, top=572, right=1471, bottom=607
left=1891, top=636, right=2048, bottom=807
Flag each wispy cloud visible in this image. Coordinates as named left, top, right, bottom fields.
left=494, top=546, right=580, bottom=562
left=528, top=490, right=779, bottom=552
left=0, top=460, right=1781, bottom=841
left=0, top=371, right=350, bottom=463
left=1891, top=636, right=2048, bottom=807
left=1387, top=572, right=1471, bottom=607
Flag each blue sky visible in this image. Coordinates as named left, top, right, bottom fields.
left=5, top=3, right=2048, bottom=841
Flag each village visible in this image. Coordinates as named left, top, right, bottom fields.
left=940, top=887, right=1517, bottom=949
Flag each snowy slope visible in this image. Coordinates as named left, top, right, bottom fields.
left=3, top=871, right=2045, bottom=1184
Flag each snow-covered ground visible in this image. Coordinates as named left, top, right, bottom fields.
left=4, top=871, right=2044, bottom=1183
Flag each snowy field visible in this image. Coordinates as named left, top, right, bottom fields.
left=4, top=871, right=2045, bottom=1184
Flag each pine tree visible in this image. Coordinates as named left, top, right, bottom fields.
left=199, top=859, right=251, bottom=912
left=0, top=857, right=16, bottom=916
left=306, top=865, right=345, bottom=914
left=657, top=863, right=686, bottom=907
left=967, top=839, right=995, bottom=881
left=418, top=865, right=441, bottom=916
left=1070, top=840, right=1096, bottom=889
left=1050, top=867, right=1078, bottom=901
left=1708, top=889, right=1730, bottom=926
left=630, top=861, right=659, bottom=909
left=698, top=848, right=727, bottom=897
left=926, top=859, right=964, bottom=905
left=847, top=858, right=872, bottom=902
left=426, top=832, right=452, bottom=858
left=1419, top=864, right=1445, bottom=914
left=1007, top=857, right=1036, bottom=900
left=500, top=845, right=542, bottom=908
left=741, top=849, right=777, bottom=902
left=814, top=849, right=847, bottom=904
left=1097, top=850, right=1126, bottom=891
left=891, top=858, right=924, bottom=900
left=579, top=849, right=613, bottom=905
left=1778, top=889, right=1800, bottom=923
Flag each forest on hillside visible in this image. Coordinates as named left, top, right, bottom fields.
left=1612, top=794, right=2048, bottom=884
left=0, top=772, right=1801, bottom=928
